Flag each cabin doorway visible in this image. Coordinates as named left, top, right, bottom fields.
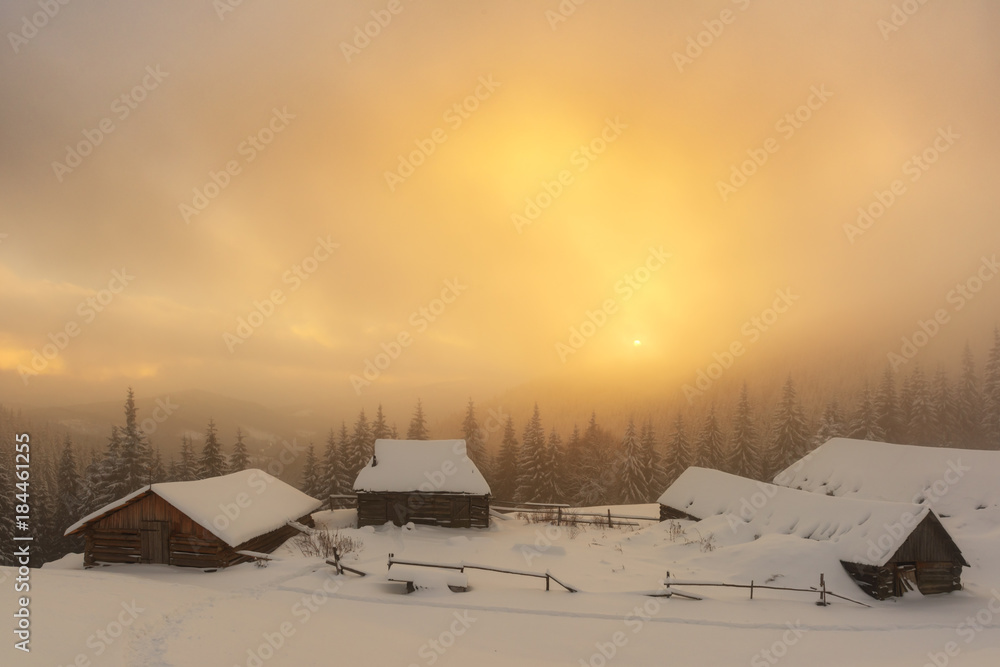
left=450, top=497, right=471, bottom=528
left=894, top=563, right=918, bottom=596
left=140, top=520, right=170, bottom=564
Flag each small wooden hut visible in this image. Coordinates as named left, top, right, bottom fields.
left=64, top=469, right=322, bottom=569
left=657, top=467, right=968, bottom=600
left=353, top=439, right=491, bottom=528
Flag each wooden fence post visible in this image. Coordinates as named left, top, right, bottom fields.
left=607, top=509, right=612, bottom=527
left=750, top=580, right=754, bottom=600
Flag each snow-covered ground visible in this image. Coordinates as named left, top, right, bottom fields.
left=7, top=504, right=1000, bottom=666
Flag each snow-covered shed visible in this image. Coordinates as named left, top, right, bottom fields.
left=65, top=469, right=322, bottom=569
left=658, top=467, right=968, bottom=600
left=773, top=437, right=1000, bottom=519
left=353, top=439, right=491, bottom=528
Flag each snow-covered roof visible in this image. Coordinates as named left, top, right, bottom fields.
left=65, top=469, right=323, bottom=548
left=773, top=438, right=1000, bottom=518
left=657, top=467, right=945, bottom=566
left=353, top=439, right=491, bottom=495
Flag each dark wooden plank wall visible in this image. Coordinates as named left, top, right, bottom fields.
left=892, top=514, right=967, bottom=565
left=357, top=492, right=489, bottom=528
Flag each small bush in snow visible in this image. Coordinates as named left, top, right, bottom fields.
left=295, top=528, right=364, bottom=559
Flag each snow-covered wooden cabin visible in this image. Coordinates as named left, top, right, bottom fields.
left=658, top=467, right=968, bottom=600
left=65, top=469, right=322, bottom=569
left=353, top=439, right=491, bottom=528
left=773, top=437, right=1000, bottom=518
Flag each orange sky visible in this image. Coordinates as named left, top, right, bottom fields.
left=1, top=0, right=998, bottom=409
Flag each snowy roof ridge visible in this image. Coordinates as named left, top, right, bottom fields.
left=65, top=469, right=323, bottom=548
left=773, top=437, right=1000, bottom=517
left=658, top=467, right=940, bottom=566
left=353, top=439, right=491, bottom=495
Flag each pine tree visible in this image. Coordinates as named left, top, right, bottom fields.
left=930, top=367, right=956, bottom=446
left=617, top=418, right=647, bottom=504
left=148, top=447, right=166, bottom=483
left=371, top=404, right=392, bottom=441
left=848, top=381, right=884, bottom=442
left=229, top=427, right=251, bottom=473
left=812, top=401, right=845, bottom=449
left=336, top=422, right=352, bottom=494
left=696, top=406, right=727, bottom=471
left=874, top=366, right=902, bottom=443
left=956, top=342, right=982, bottom=447
left=345, top=410, right=372, bottom=483
left=117, top=388, right=150, bottom=494
left=898, top=374, right=914, bottom=444
left=575, top=413, right=616, bottom=505
left=461, top=399, right=489, bottom=475
left=199, top=419, right=226, bottom=479
left=301, top=443, right=322, bottom=498
left=768, top=376, right=811, bottom=477
left=321, top=429, right=341, bottom=500
left=493, top=416, right=520, bottom=501
left=515, top=404, right=547, bottom=503
left=407, top=399, right=430, bottom=440
left=177, top=435, right=198, bottom=482
left=56, top=435, right=83, bottom=527
left=663, top=413, right=693, bottom=487
left=907, top=364, right=933, bottom=445
left=94, top=425, right=123, bottom=507
left=33, top=457, right=61, bottom=562
left=561, top=424, right=584, bottom=503
left=639, top=421, right=660, bottom=499
left=546, top=427, right=566, bottom=503
left=731, top=383, right=760, bottom=479
left=982, top=327, right=1000, bottom=450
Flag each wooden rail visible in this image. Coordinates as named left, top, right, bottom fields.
left=387, top=554, right=578, bottom=592
left=491, top=504, right=657, bottom=527
left=653, top=572, right=871, bottom=608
